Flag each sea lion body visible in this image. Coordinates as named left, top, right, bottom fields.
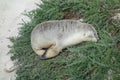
left=31, top=20, right=99, bottom=60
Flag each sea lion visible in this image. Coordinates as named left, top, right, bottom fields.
left=31, top=20, right=99, bottom=60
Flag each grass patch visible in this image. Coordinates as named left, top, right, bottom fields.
left=9, top=0, right=120, bottom=80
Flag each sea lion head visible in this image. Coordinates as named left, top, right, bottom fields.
left=81, top=24, right=99, bottom=42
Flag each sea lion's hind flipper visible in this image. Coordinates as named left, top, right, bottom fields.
left=40, top=48, right=48, bottom=60
left=40, top=51, right=61, bottom=60
left=40, top=44, right=63, bottom=60
left=42, top=48, right=48, bottom=50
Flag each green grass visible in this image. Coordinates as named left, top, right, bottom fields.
left=9, top=0, right=120, bottom=80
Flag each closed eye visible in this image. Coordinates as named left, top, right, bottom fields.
left=88, top=35, right=93, bottom=38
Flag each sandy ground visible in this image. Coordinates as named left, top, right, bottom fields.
left=0, top=0, right=41, bottom=80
